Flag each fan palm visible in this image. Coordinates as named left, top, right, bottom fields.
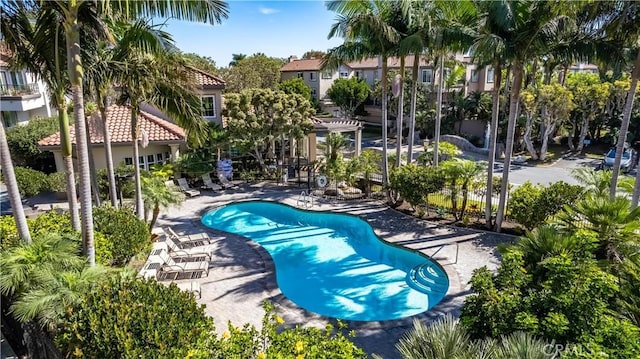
left=325, top=0, right=409, bottom=187
left=0, top=120, right=31, bottom=242
left=396, top=315, right=474, bottom=359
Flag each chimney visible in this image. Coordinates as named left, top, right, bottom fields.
left=288, top=55, right=298, bottom=63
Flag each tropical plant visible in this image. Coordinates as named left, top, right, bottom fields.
left=141, top=173, right=185, bottom=230
left=441, top=159, right=485, bottom=220
left=479, top=1, right=576, bottom=232
left=347, top=149, right=381, bottom=197
left=389, top=164, right=445, bottom=213
left=325, top=0, right=408, bottom=187
left=228, top=53, right=247, bottom=67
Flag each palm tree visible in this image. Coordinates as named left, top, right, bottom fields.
left=325, top=0, right=408, bottom=187
left=1, top=1, right=83, bottom=231
left=142, top=174, right=185, bottom=231
left=0, top=120, right=31, bottom=242
left=115, top=45, right=207, bottom=220
left=40, top=0, right=228, bottom=265
left=601, top=1, right=640, bottom=200
left=229, top=53, right=247, bottom=67
left=481, top=1, right=575, bottom=232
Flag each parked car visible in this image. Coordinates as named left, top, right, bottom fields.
left=599, top=143, right=637, bottom=173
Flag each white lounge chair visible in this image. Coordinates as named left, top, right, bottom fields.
left=155, top=249, right=209, bottom=280
left=162, top=227, right=212, bottom=246
left=152, top=241, right=212, bottom=262
left=176, top=178, right=201, bottom=197
left=202, top=173, right=222, bottom=191
left=217, top=172, right=236, bottom=189
left=174, top=281, right=201, bottom=299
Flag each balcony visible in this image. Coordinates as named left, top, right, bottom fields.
left=0, top=83, right=40, bottom=97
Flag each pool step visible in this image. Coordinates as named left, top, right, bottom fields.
left=406, top=263, right=449, bottom=294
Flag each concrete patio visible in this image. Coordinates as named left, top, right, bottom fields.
left=155, top=183, right=515, bottom=359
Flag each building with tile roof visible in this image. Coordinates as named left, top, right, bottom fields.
left=39, top=105, right=187, bottom=172
left=1, top=44, right=57, bottom=127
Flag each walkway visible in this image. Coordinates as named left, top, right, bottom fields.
left=157, top=184, right=516, bottom=358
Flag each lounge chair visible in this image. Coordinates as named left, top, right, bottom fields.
left=217, top=172, right=236, bottom=189
left=162, top=227, right=212, bottom=246
left=176, top=178, right=201, bottom=197
left=152, top=241, right=212, bottom=262
left=155, top=249, right=209, bottom=281
left=202, top=173, right=222, bottom=191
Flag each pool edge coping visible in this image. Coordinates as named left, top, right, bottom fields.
left=194, top=199, right=465, bottom=332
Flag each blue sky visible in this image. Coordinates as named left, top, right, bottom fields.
left=160, top=1, right=343, bottom=67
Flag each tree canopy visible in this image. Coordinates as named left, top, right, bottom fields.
left=181, top=52, right=218, bottom=75
left=277, top=77, right=312, bottom=101
left=326, top=78, right=370, bottom=119
left=222, top=89, right=314, bottom=168
left=222, top=54, right=284, bottom=92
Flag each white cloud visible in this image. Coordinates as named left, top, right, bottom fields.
left=259, top=7, right=279, bottom=15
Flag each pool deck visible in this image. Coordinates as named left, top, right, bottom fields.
left=156, top=182, right=515, bottom=359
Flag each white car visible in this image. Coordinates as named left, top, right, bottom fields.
left=600, top=144, right=637, bottom=173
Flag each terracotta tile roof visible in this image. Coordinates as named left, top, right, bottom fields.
left=281, top=59, right=323, bottom=72
left=346, top=58, right=379, bottom=69
left=346, top=56, right=433, bottom=69
left=189, top=66, right=226, bottom=88
left=38, top=105, right=186, bottom=147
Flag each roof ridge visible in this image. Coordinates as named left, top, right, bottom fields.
left=186, top=65, right=226, bottom=84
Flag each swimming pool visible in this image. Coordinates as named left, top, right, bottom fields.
left=201, top=201, right=449, bottom=321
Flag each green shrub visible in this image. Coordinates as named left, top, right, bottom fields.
left=47, top=172, right=67, bottom=192
left=389, top=164, right=445, bottom=209
left=56, top=276, right=216, bottom=358
left=97, top=165, right=136, bottom=200
left=509, top=181, right=583, bottom=230
left=5, top=116, right=59, bottom=172
left=1, top=211, right=76, bottom=251
left=93, top=206, right=150, bottom=266
left=0, top=216, right=20, bottom=250
left=1, top=167, right=49, bottom=197
left=215, top=302, right=366, bottom=359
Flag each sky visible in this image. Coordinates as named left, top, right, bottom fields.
left=159, top=1, right=344, bottom=67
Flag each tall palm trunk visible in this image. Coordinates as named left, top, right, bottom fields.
left=611, top=50, right=640, bottom=200
left=131, top=108, right=144, bottom=220
left=57, top=101, right=81, bottom=231
left=485, top=62, right=502, bottom=228
left=407, top=53, right=419, bottom=164
left=0, top=120, right=31, bottom=243
left=495, top=62, right=523, bottom=232
left=434, top=54, right=445, bottom=166
left=100, top=105, right=118, bottom=207
left=65, top=8, right=95, bottom=266
left=85, top=114, right=101, bottom=206
left=395, top=56, right=405, bottom=168
left=54, top=29, right=80, bottom=232
left=381, top=57, right=390, bottom=186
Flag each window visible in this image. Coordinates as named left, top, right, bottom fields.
left=311, top=88, right=317, bottom=98
left=470, top=70, right=479, bottom=83
left=354, top=71, right=361, bottom=79
left=421, top=69, right=433, bottom=84
left=201, top=96, right=216, bottom=118
left=156, top=153, right=164, bottom=163
left=147, top=154, right=155, bottom=168
left=486, top=67, right=494, bottom=83
left=321, top=71, right=332, bottom=79
left=339, top=71, right=349, bottom=78
left=309, top=72, right=316, bottom=81
left=297, top=72, right=304, bottom=78
left=165, top=152, right=171, bottom=162
left=124, top=157, right=133, bottom=166
left=1, top=111, right=18, bottom=127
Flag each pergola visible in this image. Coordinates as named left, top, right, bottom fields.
left=296, top=117, right=363, bottom=162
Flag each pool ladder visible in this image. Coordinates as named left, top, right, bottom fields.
left=297, top=191, right=314, bottom=208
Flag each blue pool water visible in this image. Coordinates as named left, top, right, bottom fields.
left=201, top=201, right=449, bottom=321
